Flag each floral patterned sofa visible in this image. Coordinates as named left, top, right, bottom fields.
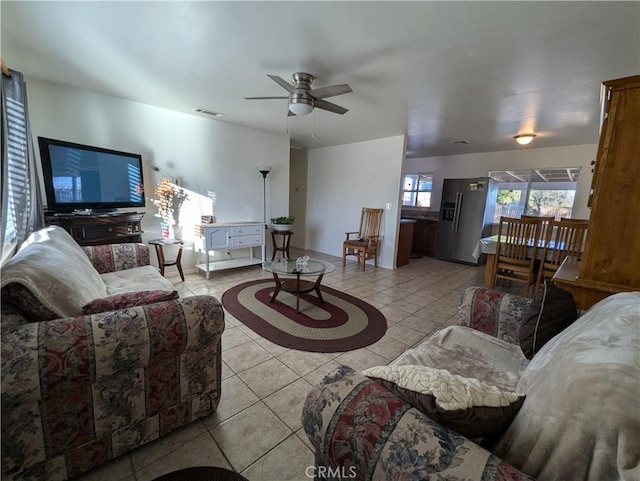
left=1, top=226, right=225, bottom=480
left=302, top=286, right=640, bottom=481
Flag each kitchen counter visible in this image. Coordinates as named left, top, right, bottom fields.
left=401, top=212, right=440, bottom=221
left=401, top=208, right=439, bottom=218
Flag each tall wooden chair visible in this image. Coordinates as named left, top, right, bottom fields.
left=491, top=216, right=543, bottom=297
left=522, top=215, right=554, bottom=242
left=560, top=217, right=590, bottom=222
left=343, top=208, right=383, bottom=271
left=535, top=218, right=589, bottom=291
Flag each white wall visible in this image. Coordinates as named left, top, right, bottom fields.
left=26, top=78, right=290, bottom=272
left=289, top=148, right=308, bottom=248
left=404, top=144, right=597, bottom=220
left=306, top=135, right=406, bottom=269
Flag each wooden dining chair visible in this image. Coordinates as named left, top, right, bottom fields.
left=522, top=215, right=554, bottom=243
left=535, top=218, right=589, bottom=291
left=491, top=216, right=543, bottom=297
left=560, top=217, right=590, bottom=223
left=343, top=207, right=383, bottom=271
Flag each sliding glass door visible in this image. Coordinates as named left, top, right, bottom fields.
left=489, top=167, right=581, bottom=222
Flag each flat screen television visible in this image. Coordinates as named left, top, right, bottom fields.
left=38, top=137, right=145, bottom=213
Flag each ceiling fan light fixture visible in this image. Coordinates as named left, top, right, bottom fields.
left=514, top=134, right=537, bottom=145
left=289, top=100, right=313, bottom=116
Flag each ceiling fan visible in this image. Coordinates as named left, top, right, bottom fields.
left=245, top=72, right=353, bottom=116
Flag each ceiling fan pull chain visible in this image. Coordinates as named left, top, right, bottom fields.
left=312, top=109, right=316, bottom=138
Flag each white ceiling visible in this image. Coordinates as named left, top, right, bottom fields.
left=2, top=1, right=638, bottom=158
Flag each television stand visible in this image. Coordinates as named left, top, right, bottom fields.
left=90, top=208, right=117, bottom=214
left=45, top=211, right=144, bottom=246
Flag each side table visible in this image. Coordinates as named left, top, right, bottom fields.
left=271, top=230, right=293, bottom=261
left=149, top=238, right=185, bottom=282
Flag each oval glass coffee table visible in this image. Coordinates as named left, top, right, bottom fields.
left=264, top=258, right=335, bottom=312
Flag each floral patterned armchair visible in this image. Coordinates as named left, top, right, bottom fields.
left=1, top=241, right=225, bottom=480
left=301, top=287, right=535, bottom=481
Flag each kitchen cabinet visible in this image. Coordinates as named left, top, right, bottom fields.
left=412, top=219, right=438, bottom=257
left=196, top=222, right=265, bottom=278
left=553, top=75, right=640, bottom=309
left=397, top=219, right=416, bottom=267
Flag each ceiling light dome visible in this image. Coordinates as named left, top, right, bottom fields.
left=289, top=95, right=313, bottom=116
left=514, top=134, right=537, bottom=145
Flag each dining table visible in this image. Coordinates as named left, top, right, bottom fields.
left=473, top=235, right=560, bottom=286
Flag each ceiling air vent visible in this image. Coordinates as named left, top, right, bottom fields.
left=193, top=108, right=225, bottom=117
left=450, top=140, right=469, bottom=145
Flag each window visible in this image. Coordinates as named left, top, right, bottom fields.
left=2, top=96, right=30, bottom=263
left=402, top=173, right=433, bottom=207
left=489, top=167, right=581, bottom=222
left=2, top=70, right=43, bottom=265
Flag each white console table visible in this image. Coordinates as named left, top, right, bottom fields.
left=196, top=222, right=265, bottom=279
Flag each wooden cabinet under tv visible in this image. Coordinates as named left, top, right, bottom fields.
left=45, top=212, right=144, bottom=246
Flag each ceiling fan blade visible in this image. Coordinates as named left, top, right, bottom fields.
left=244, top=96, right=289, bottom=100
left=314, top=98, right=349, bottom=115
left=267, top=74, right=295, bottom=94
left=309, top=84, right=353, bottom=99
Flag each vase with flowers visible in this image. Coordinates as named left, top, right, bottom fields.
left=153, top=177, right=188, bottom=239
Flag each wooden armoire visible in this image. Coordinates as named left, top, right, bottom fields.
left=553, top=75, right=640, bottom=309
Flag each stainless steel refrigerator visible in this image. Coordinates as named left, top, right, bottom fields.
left=435, top=177, right=498, bottom=265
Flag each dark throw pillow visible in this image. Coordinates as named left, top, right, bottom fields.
left=519, top=280, right=578, bottom=359
left=82, top=290, right=179, bottom=314
left=363, top=365, right=525, bottom=439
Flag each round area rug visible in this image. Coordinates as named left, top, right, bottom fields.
left=221, top=279, right=387, bottom=352
left=152, top=466, right=248, bottom=481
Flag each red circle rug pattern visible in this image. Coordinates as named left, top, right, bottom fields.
left=221, top=279, right=387, bottom=352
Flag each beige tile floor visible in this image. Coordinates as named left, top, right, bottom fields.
left=73, top=248, right=521, bottom=481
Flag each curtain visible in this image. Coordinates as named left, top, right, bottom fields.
left=1, top=68, right=44, bottom=265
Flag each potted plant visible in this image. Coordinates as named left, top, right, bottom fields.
left=270, top=215, right=295, bottom=232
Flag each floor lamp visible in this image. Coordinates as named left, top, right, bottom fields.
left=258, top=165, right=272, bottom=261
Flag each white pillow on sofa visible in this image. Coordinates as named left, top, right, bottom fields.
left=363, top=364, right=525, bottom=438
left=1, top=226, right=107, bottom=318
